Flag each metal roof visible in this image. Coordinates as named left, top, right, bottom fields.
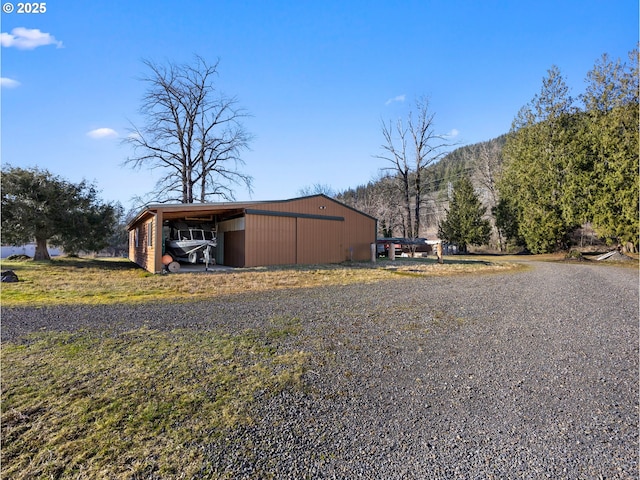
left=127, top=194, right=377, bottom=229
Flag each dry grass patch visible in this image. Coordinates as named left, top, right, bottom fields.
left=1, top=324, right=308, bottom=479
left=0, top=256, right=523, bottom=307
left=386, top=259, right=524, bottom=277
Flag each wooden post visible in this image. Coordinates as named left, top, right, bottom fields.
left=436, top=242, right=443, bottom=264
left=370, top=243, right=376, bottom=263
left=389, top=243, right=395, bottom=261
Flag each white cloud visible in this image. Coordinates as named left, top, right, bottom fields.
left=87, top=128, right=119, bottom=139
left=445, top=129, right=460, bottom=138
left=1, top=27, right=63, bottom=50
left=385, top=94, right=406, bottom=106
left=1, top=77, right=20, bottom=88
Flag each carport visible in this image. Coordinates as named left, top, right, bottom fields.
left=127, top=195, right=377, bottom=273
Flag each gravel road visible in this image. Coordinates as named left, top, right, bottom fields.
left=3, top=261, right=638, bottom=479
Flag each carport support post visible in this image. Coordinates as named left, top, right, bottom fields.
left=154, top=211, right=163, bottom=273
left=370, top=243, right=376, bottom=263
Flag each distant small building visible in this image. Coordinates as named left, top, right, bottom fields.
left=127, top=194, right=377, bottom=273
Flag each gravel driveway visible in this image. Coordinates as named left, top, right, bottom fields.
left=3, top=261, right=638, bottom=479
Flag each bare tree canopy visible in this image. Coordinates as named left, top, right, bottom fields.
left=297, top=183, right=336, bottom=198
left=376, top=97, right=452, bottom=238
left=124, top=56, right=253, bottom=203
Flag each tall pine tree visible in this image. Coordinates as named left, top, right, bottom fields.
left=500, top=66, right=581, bottom=253
left=499, top=52, right=639, bottom=253
left=438, top=177, right=491, bottom=252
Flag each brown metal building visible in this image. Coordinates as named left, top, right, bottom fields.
left=127, top=194, right=377, bottom=273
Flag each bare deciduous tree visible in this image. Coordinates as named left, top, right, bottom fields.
left=124, top=56, right=253, bottom=203
left=297, top=183, right=336, bottom=198
left=335, top=173, right=405, bottom=237
left=376, top=97, right=451, bottom=239
left=474, top=139, right=504, bottom=250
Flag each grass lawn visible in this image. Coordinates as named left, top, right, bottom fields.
left=1, top=255, right=522, bottom=478
left=0, top=256, right=523, bottom=308
left=2, top=323, right=307, bottom=478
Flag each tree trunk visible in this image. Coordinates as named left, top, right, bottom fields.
left=182, top=169, right=189, bottom=203
left=402, top=173, right=413, bottom=239
left=414, top=176, right=421, bottom=239
left=33, top=237, right=51, bottom=261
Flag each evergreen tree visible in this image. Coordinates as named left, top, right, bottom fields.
left=500, top=66, right=581, bottom=253
left=438, top=177, right=491, bottom=252
left=1, top=166, right=117, bottom=260
left=499, top=52, right=639, bottom=253
left=581, top=50, right=639, bottom=250
left=492, top=196, right=525, bottom=250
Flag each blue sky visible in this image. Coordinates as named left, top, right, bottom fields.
left=2, top=0, right=638, bottom=209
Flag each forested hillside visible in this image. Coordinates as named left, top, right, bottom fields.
left=336, top=135, right=507, bottom=246
left=337, top=48, right=638, bottom=253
